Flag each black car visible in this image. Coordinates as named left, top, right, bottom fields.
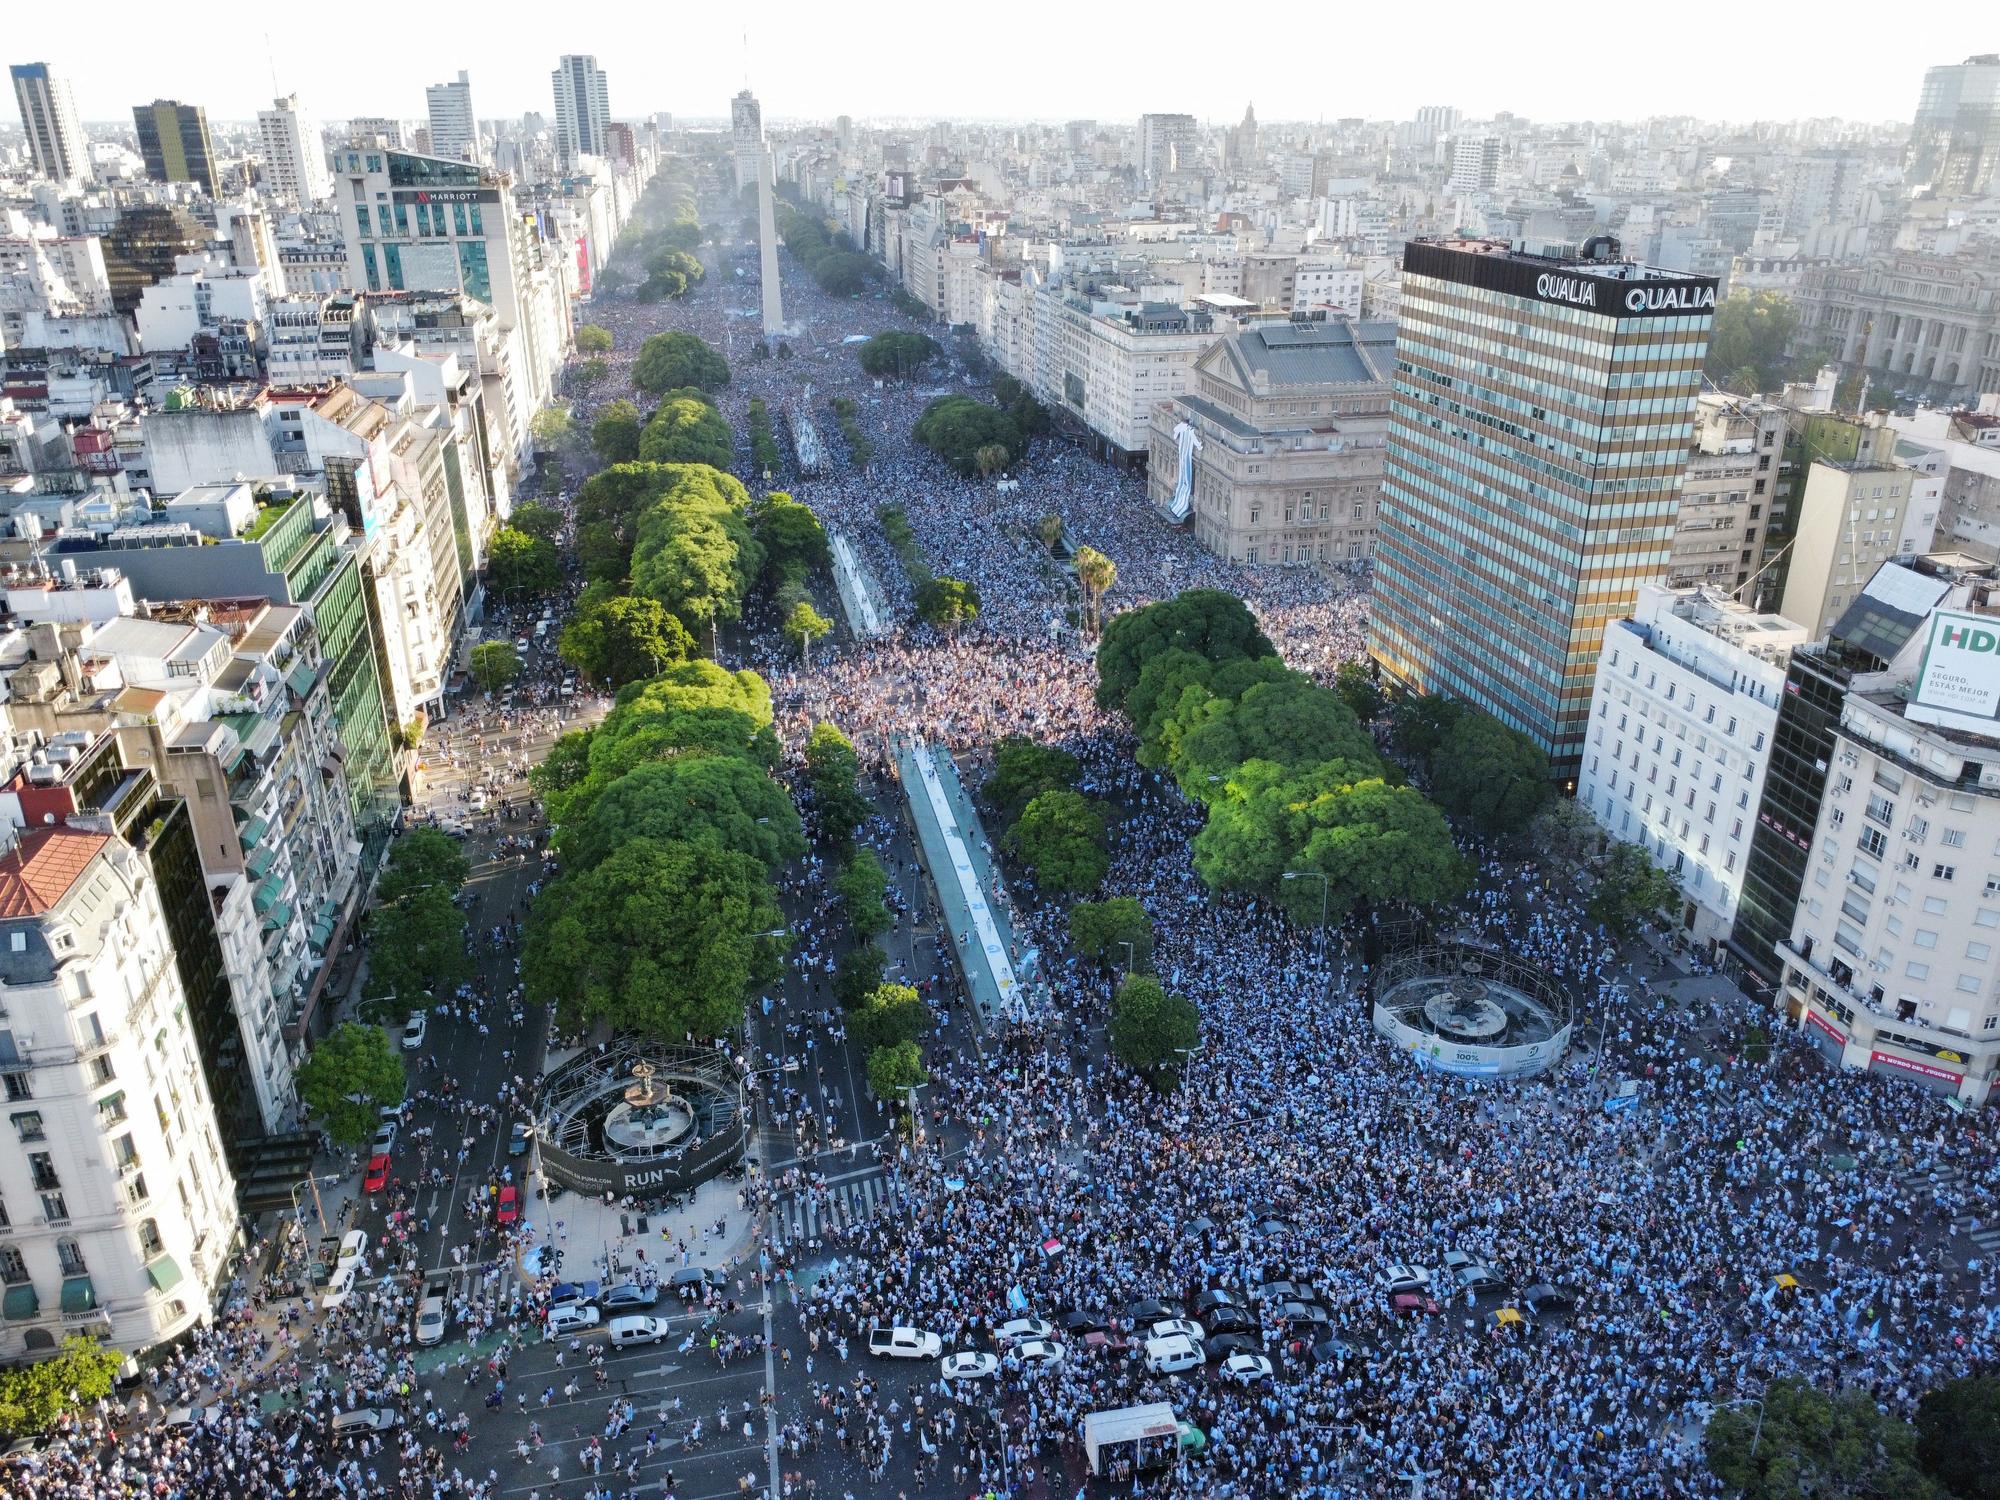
left=1191, top=1288, right=1242, bottom=1318
left=1522, top=1283, right=1574, bottom=1315
left=1061, top=1309, right=1108, bottom=1336
left=1308, top=1336, right=1353, bottom=1366
left=1279, top=1301, right=1331, bottom=1328
left=1205, top=1331, right=1262, bottom=1361
left=1255, top=1280, right=1303, bottom=1302
left=601, top=1283, right=658, bottom=1311
left=1125, top=1297, right=1186, bottom=1325
left=1203, top=1305, right=1257, bottom=1336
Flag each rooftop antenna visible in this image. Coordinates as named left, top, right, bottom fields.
left=264, top=33, right=279, bottom=99
left=742, top=31, right=749, bottom=92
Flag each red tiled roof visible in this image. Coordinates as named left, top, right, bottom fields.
left=0, top=828, right=111, bottom=918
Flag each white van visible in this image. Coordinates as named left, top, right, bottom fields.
left=1143, top=1334, right=1203, bottom=1374
left=606, top=1315, right=668, bottom=1347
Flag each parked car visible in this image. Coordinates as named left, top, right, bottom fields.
left=1061, top=1310, right=1108, bottom=1337
left=1125, top=1297, right=1186, bottom=1325
left=330, top=1409, right=401, bottom=1434
left=607, top=1316, right=669, bottom=1347
left=1380, top=1264, right=1432, bottom=1294
left=401, top=1012, right=428, bottom=1050
left=941, top=1351, right=999, bottom=1381
left=1205, top=1332, right=1263, bottom=1361
left=335, top=1230, right=368, bottom=1269
left=320, top=1263, right=358, bottom=1312
left=1203, top=1305, right=1257, bottom=1335
left=364, top=1155, right=391, bottom=1193
left=867, top=1326, right=942, bottom=1359
left=1144, top=1334, right=1203, bottom=1374
left=1279, top=1302, right=1331, bottom=1329
left=601, top=1284, right=658, bottom=1312
left=371, top=1120, right=398, bottom=1155
left=1391, top=1291, right=1441, bottom=1318
left=415, top=1292, right=447, bottom=1347
left=1191, top=1289, right=1242, bottom=1318
left=544, top=1305, right=601, bottom=1339
left=1150, top=1318, right=1205, bottom=1345
left=1222, top=1352, right=1275, bottom=1385
left=996, top=1317, right=1055, bottom=1346
left=509, top=1122, right=531, bottom=1157
left=671, top=1267, right=725, bottom=1295
left=1013, top=1338, right=1066, bottom=1371
left=496, top=1185, right=519, bottom=1224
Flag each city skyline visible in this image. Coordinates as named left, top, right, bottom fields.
left=3, top=6, right=1971, bottom=127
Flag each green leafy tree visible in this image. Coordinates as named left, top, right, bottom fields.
left=1703, top=291, right=1803, bottom=395
left=851, top=982, right=930, bottom=1052
left=784, top=598, right=833, bottom=664
left=487, top=526, right=562, bottom=596
left=1170, top=672, right=1378, bottom=803
left=1192, top=758, right=1465, bottom=922
left=913, top=394, right=1028, bottom=476
left=576, top=358, right=610, bottom=387
left=1332, top=662, right=1386, bottom=723
left=556, top=754, right=805, bottom=875
left=1529, top=798, right=1603, bottom=872
left=1096, top=589, right=1277, bottom=715
left=1430, top=710, right=1552, bottom=836
left=915, top=576, right=980, bottom=630
left=639, top=395, right=734, bottom=467
left=0, top=1336, right=125, bottom=1438
left=984, top=736, right=1081, bottom=823
left=1706, top=1377, right=1945, bottom=1500
left=1391, top=693, right=1468, bottom=773
left=751, top=493, right=831, bottom=575
left=835, top=848, right=894, bottom=940
left=1073, top=545, right=1117, bottom=637
left=836, top=942, right=889, bottom=1010
left=1035, top=514, right=1064, bottom=552
left=633, top=331, right=731, bottom=395
left=529, top=403, right=579, bottom=454
left=805, top=720, right=872, bottom=839
left=470, top=639, right=520, bottom=692
left=1915, top=1376, right=2000, bottom=1500
left=1587, top=842, right=1679, bottom=939
left=575, top=323, right=614, bottom=354
left=974, top=443, right=1011, bottom=478
left=378, top=826, right=472, bottom=902
left=1108, top=974, right=1200, bottom=1088
left=1005, top=788, right=1109, bottom=894
left=510, top=501, right=564, bottom=543
left=866, top=1039, right=929, bottom=1101
left=813, top=251, right=876, bottom=296
left=296, top=1021, right=407, bottom=1147
left=559, top=593, right=695, bottom=688
left=592, top=400, right=644, bottom=465
left=1069, top=897, right=1155, bottom=971
left=367, top=885, right=469, bottom=1005
left=628, top=464, right=764, bottom=641
left=856, top=330, right=940, bottom=378
left=523, top=837, right=782, bottom=1039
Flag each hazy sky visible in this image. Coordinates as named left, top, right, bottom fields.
left=13, top=1, right=1949, bottom=128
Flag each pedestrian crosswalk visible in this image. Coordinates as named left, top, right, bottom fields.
left=1892, top=1164, right=2000, bottom=1260
left=774, top=1169, right=897, bottom=1250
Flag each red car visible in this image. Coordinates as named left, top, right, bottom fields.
left=364, top=1155, right=391, bottom=1193
left=1391, top=1291, right=1441, bottom=1318
left=496, top=1185, right=519, bottom=1224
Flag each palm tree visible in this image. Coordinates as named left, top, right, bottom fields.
left=1073, top=545, right=1117, bottom=637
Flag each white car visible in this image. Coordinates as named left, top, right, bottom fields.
left=320, top=1263, right=358, bottom=1312
left=415, top=1294, right=446, bottom=1347
left=371, top=1119, right=398, bottom=1154
left=1013, top=1338, right=1066, bottom=1371
left=1381, top=1263, right=1433, bottom=1293
left=995, top=1316, right=1055, bottom=1346
left=401, top=1012, right=428, bottom=1050
left=544, top=1304, right=601, bottom=1339
left=940, top=1351, right=1000, bottom=1382
left=607, top=1315, right=669, bottom=1347
left=330, top=1408, right=401, bottom=1434
left=335, top=1230, right=368, bottom=1269
left=1222, top=1352, right=1275, bottom=1385
left=1149, top=1318, right=1206, bottom=1345
left=1144, top=1334, right=1203, bottom=1374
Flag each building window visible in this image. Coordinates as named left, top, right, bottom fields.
left=27, top=1152, right=58, bottom=1192
left=2, top=1072, right=30, bottom=1102
left=55, top=1238, right=86, bottom=1277
left=138, top=1218, right=164, bottom=1258
left=11, top=1111, right=43, bottom=1142
left=0, top=1247, right=26, bottom=1285
left=1935, top=864, right=1957, bottom=882
left=40, top=1193, right=68, bottom=1224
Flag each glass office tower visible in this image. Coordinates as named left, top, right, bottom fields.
left=1368, top=237, right=1718, bottom=780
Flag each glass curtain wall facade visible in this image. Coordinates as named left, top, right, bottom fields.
left=1369, top=239, right=1718, bottom=779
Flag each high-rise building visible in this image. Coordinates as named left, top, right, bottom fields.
left=1909, top=54, right=2000, bottom=197
left=131, top=99, right=217, bottom=195
left=426, top=70, right=477, bottom=163
left=11, top=62, right=91, bottom=183
left=1446, top=135, right=1500, bottom=193
left=346, top=116, right=405, bottom=149
left=551, top=54, right=609, bottom=167
left=1368, top=236, right=1718, bottom=778
left=732, top=89, right=764, bottom=192
left=1138, top=113, right=1199, bottom=187
left=258, top=94, right=333, bottom=206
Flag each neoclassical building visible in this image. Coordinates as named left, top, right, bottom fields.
left=1791, top=247, right=2000, bottom=397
